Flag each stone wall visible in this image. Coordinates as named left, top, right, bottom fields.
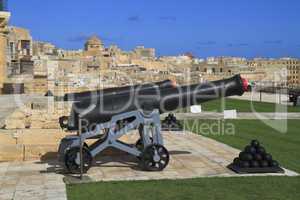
left=1, top=101, right=72, bottom=161
left=4, top=101, right=71, bottom=130
left=0, top=129, right=68, bottom=161
left=0, top=100, right=133, bottom=161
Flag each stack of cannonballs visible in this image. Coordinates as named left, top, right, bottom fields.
left=161, top=113, right=183, bottom=131
left=229, top=140, right=283, bottom=173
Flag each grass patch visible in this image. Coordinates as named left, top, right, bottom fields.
left=199, top=98, right=300, bottom=112
left=67, top=177, right=300, bottom=200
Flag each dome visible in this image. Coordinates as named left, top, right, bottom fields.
left=86, top=35, right=103, bottom=45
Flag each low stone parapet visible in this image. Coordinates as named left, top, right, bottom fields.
left=0, top=129, right=67, bottom=161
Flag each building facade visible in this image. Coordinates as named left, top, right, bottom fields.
left=0, top=1, right=10, bottom=91
left=287, top=59, right=300, bottom=87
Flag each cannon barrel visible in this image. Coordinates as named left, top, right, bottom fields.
left=63, top=74, right=248, bottom=131
left=64, top=79, right=176, bottom=102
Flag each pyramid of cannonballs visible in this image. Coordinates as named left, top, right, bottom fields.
left=229, top=140, right=284, bottom=173
left=161, top=113, right=183, bottom=131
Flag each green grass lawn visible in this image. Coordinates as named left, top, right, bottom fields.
left=67, top=176, right=300, bottom=200
left=67, top=119, right=300, bottom=200
left=198, top=98, right=300, bottom=112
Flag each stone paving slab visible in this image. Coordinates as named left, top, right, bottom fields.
left=0, top=161, right=67, bottom=200
left=0, top=131, right=298, bottom=200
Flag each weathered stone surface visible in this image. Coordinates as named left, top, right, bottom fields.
left=0, top=144, right=24, bottom=161
left=5, top=119, right=26, bottom=129
left=9, top=110, right=27, bottom=119
left=29, top=120, right=45, bottom=129
left=24, top=145, right=58, bottom=161
left=0, top=132, right=19, bottom=145
left=42, top=122, right=60, bottom=129
left=19, top=129, right=67, bottom=145
left=3, top=102, right=71, bottom=130
left=0, top=161, right=67, bottom=200
left=0, top=129, right=68, bottom=161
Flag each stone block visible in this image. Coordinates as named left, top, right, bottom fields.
left=23, top=144, right=58, bottom=161
left=9, top=110, right=26, bottom=119
left=42, top=121, right=60, bottom=129
left=20, top=129, right=66, bottom=145
left=29, top=121, right=45, bottom=129
left=0, top=132, right=19, bottom=145
left=0, top=144, right=24, bottom=161
left=5, top=119, right=26, bottom=129
left=0, top=129, right=68, bottom=161
left=30, top=102, right=49, bottom=110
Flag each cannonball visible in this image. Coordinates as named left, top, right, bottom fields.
left=264, top=153, right=273, bottom=162
left=250, top=160, right=260, bottom=168
left=254, top=153, right=263, bottom=161
left=240, top=161, right=250, bottom=168
left=251, top=140, right=260, bottom=148
left=245, top=145, right=257, bottom=154
left=257, top=147, right=266, bottom=155
left=260, top=160, right=269, bottom=168
left=240, top=152, right=253, bottom=161
left=269, top=160, right=279, bottom=168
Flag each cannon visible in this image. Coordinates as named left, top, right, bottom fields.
left=63, top=79, right=176, bottom=102
left=58, top=74, right=249, bottom=174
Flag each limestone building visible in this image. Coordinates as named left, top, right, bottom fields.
left=7, top=26, right=33, bottom=75
left=133, top=46, right=155, bottom=59
left=84, top=35, right=104, bottom=56
left=246, top=58, right=300, bottom=87
left=286, top=59, right=300, bottom=87
left=33, top=41, right=56, bottom=56
left=0, top=0, right=10, bottom=91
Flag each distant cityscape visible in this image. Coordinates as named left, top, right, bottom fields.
left=0, top=4, right=299, bottom=96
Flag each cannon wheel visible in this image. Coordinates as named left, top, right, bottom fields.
left=140, top=144, right=169, bottom=171
left=64, top=146, right=93, bottom=174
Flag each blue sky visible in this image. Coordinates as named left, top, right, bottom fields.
left=9, top=0, right=300, bottom=58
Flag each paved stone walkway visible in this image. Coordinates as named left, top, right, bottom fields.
left=0, top=161, right=67, bottom=200
left=0, top=132, right=298, bottom=199
left=68, top=132, right=297, bottom=183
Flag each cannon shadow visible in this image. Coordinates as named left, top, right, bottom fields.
left=35, top=149, right=191, bottom=178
